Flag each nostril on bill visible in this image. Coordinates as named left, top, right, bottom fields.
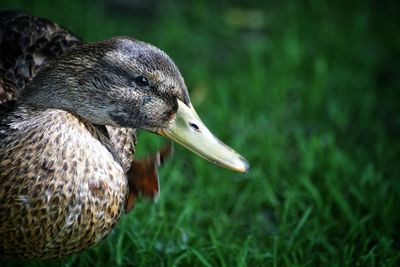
left=189, top=122, right=201, bottom=132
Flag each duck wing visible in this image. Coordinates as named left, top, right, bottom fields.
left=0, top=10, right=82, bottom=103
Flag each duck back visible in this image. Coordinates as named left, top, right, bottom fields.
left=0, top=10, right=82, bottom=103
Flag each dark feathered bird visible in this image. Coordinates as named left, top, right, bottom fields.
left=0, top=10, right=248, bottom=260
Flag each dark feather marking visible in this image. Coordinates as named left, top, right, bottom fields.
left=0, top=10, right=82, bottom=103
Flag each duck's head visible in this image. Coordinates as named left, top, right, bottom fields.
left=22, top=37, right=249, bottom=173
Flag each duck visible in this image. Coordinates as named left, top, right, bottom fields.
left=0, top=10, right=249, bottom=260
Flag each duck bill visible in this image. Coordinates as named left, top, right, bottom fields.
left=157, top=99, right=249, bottom=173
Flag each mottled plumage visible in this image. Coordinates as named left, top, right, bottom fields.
left=0, top=106, right=126, bottom=259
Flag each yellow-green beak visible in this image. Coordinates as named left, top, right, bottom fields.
left=158, top=99, right=249, bottom=173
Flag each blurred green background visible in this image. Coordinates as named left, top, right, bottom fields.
left=1, top=0, right=399, bottom=266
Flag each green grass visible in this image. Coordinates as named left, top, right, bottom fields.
left=1, top=0, right=399, bottom=266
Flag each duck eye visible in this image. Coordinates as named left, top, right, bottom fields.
left=134, top=76, right=149, bottom=87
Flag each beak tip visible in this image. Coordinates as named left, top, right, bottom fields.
left=237, top=156, right=250, bottom=174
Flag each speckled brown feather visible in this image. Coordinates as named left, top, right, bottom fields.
left=0, top=106, right=127, bottom=259
left=106, top=127, right=137, bottom=172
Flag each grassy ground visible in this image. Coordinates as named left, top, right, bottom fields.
left=1, top=0, right=399, bottom=266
